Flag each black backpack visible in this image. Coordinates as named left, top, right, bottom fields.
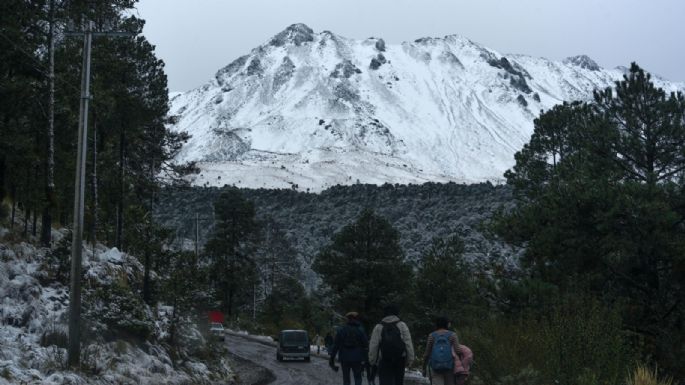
left=342, top=325, right=363, bottom=349
left=379, top=321, right=405, bottom=363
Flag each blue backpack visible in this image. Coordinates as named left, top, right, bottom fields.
left=429, top=331, right=454, bottom=373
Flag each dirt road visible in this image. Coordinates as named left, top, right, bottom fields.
left=225, top=332, right=337, bottom=384
left=225, top=332, right=427, bottom=385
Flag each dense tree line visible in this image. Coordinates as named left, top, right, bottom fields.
left=0, top=1, right=203, bottom=361
left=495, top=63, right=685, bottom=380
left=156, top=182, right=516, bottom=281
left=0, top=0, right=195, bottom=251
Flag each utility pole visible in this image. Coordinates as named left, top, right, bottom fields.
left=67, top=20, right=93, bottom=369
left=66, top=20, right=133, bottom=369
left=42, top=0, right=55, bottom=247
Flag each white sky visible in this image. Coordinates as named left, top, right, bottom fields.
left=136, top=0, right=685, bottom=92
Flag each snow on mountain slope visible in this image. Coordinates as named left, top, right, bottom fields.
left=169, top=24, right=685, bottom=191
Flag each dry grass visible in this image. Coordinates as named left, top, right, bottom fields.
left=626, top=365, right=673, bottom=385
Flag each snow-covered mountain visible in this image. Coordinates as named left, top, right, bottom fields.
left=169, top=23, right=684, bottom=191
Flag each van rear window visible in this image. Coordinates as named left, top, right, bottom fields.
left=282, top=332, right=307, bottom=345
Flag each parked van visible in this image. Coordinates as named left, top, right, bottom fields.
left=276, top=330, right=310, bottom=362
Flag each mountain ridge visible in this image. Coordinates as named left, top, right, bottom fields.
left=169, top=23, right=685, bottom=191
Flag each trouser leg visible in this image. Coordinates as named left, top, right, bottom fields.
left=378, top=360, right=405, bottom=385
left=431, top=372, right=455, bottom=385
left=342, top=362, right=352, bottom=385
left=351, top=362, right=363, bottom=385
left=394, top=360, right=406, bottom=385
left=378, top=361, right=393, bottom=385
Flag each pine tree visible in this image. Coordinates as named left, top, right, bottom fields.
left=313, top=208, right=412, bottom=321
left=415, top=235, right=476, bottom=319
left=204, top=188, right=258, bottom=316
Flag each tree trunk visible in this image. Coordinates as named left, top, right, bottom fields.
left=41, top=0, right=56, bottom=247
left=143, top=139, right=155, bottom=305
left=91, top=120, right=98, bottom=249
left=0, top=154, right=6, bottom=201
left=143, top=241, right=152, bottom=304
left=32, top=207, right=37, bottom=237
left=23, top=207, right=29, bottom=237
left=115, top=129, right=125, bottom=249
left=10, top=185, right=16, bottom=228
left=169, top=294, right=177, bottom=346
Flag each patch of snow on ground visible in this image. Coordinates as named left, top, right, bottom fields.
left=0, top=227, right=234, bottom=385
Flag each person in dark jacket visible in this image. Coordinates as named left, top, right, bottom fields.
left=330, top=312, right=369, bottom=385
left=325, top=332, right=334, bottom=354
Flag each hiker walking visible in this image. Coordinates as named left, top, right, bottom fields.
left=368, top=304, right=415, bottom=385
left=422, top=316, right=460, bottom=385
left=329, top=312, right=369, bottom=385
left=325, top=332, right=334, bottom=354
left=454, top=344, right=473, bottom=385
left=314, top=333, right=324, bottom=354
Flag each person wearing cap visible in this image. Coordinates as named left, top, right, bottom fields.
left=329, top=312, right=369, bottom=385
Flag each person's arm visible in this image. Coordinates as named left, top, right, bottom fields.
left=399, top=321, right=415, bottom=365
left=368, top=324, right=381, bottom=364
left=449, top=333, right=460, bottom=357
left=330, top=330, right=342, bottom=362
left=423, top=333, right=434, bottom=363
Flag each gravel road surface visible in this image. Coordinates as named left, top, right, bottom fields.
left=225, top=332, right=427, bottom=385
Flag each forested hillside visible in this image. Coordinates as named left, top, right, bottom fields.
left=156, top=182, right=518, bottom=286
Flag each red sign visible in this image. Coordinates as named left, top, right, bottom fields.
left=208, top=311, right=224, bottom=323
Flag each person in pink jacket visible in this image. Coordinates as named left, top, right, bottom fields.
left=453, top=344, right=473, bottom=385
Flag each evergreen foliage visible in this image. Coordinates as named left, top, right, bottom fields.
left=415, top=235, right=474, bottom=316
left=495, top=63, right=685, bottom=378
left=313, top=208, right=413, bottom=321
left=157, top=182, right=516, bottom=280
left=0, top=0, right=195, bottom=251
left=203, top=188, right=258, bottom=316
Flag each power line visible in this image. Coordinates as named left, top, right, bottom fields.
left=0, top=30, right=82, bottom=96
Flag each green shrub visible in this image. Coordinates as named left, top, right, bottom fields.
left=460, top=296, right=631, bottom=385
left=83, top=282, right=154, bottom=341
left=40, top=330, right=68, bottom=348
left=1, top=367, right=11, bottom=380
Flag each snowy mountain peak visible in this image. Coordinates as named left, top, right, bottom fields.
left=563, top=54, right=601, bottom=71
left=170, top=25, right=685, bottom=192
left=269, top=23, right=315, bottom=47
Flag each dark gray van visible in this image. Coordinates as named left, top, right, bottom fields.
left=276, top=330, right=310, bottom=362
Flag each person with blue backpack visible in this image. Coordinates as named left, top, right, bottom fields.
left=422, top=316, right=460, bottom=385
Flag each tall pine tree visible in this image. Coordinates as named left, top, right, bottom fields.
left=313, top=208, right=413, bottom=321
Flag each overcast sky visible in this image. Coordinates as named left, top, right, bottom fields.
left=136, top=0, right=685, bottom=92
